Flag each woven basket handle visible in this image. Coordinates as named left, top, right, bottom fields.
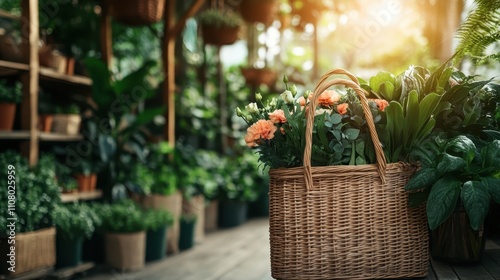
left=303, top=69, right=387, bottom=190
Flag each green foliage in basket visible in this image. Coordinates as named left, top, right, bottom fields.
left=144, top=208, right=173, bottom=231
left=405, top=135, right=500, bottom=231
left=0, top=79, right=22, bottom=103
left=65, top=103, right=81, bottom=115
left=197, top=8, right=242, bottom=28
left=132, top=142, right=177, bottom=196
left=98, top=199, right=147, bottom=233
left=52, top=203, right=101, bottom=240
left=0, top=151, right=61, bottom=233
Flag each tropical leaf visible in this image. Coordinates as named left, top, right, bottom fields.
left=461, top=180, right=490, bottom=230
left=426, top=176, right=462, bottom=230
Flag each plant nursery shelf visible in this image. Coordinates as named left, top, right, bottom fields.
left=0, top=131, right=83, bottom=141
left=0, top=60, right=91, bottom=91
left=61, top=190, right=103, bottom=203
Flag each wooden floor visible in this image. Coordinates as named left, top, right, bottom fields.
left=79, top=218, right=500, bottom=280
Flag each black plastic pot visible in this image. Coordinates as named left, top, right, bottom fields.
left=249, top=191, right=269, bottom=218
left=430, top=205, right=486, bottom=264
left=56, top=235, right=83, bottom=268
left=218, top=201, right=248, bottom=228
left=146, top=226, right=168, bottom=262
left=82, top=232, right=105, bottom=264
left=179, top=219, right=196, bottom=251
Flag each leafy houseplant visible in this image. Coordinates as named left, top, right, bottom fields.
left=52, top=203, right=101, bottom=268
left=198, top=8, right=242, bottom=46
left=0, top=80, right=21, bottom=131
left=405, top=135, right=500, bottom=262
left=144, top=208, right=173, bottom=261
left=99, top=199, right=148, bottom=271
left=81, top=58, right=164, bottom=202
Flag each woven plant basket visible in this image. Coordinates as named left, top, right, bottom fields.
left=13, top=227, right=56, bottom=275
left=51, top=114, right=81, bottom=135
left=269, top=69, right=429, bottom=279
left=108, top=0, right=165, bottom=26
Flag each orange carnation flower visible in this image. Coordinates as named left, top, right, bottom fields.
left=337, top=103, right=349, bottom=115
left=370, top=99, right=389, bottom=111
left=268, top=109, right=287, bottom=124
left=317, top=90, right=341, bottom=107
left=297, top=96, right=307, bottom=106
left=244, top=120, right=278, bottom=147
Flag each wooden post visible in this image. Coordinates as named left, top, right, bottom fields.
left=100, top=1, right=113, bottom=67
left=20, top=0, right=39, bottom=167
left=163, top=0, right=176, bottom=145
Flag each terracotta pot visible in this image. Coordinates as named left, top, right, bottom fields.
left=74, top=173, right=96, bottom=193
left=0, top=103, right=16, bottom=131
left=0, top=35, right=23, bottom=63
left=202, top=25, right=239, bottom=46
left=241, top=67, right=277, bottom=88
left=39, top=114, right=54, bottom=132
left=239, top=0, right=279, bottom=24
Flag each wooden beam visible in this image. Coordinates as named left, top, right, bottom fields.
left=100, top=1, right=113, bottom=67
left=20, top=0, right=39, bottom=167
left=163, top=0, right=176, bottom=145
left=169, top=0, right=205, bottom=39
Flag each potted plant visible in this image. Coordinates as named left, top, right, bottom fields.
left=52, top=203, right=101, bottom=268
left=239, top=0, right=279, bottom=25
left=144, top=208, right=173, bottom=261
left=99, top=199, right=147, bottom=271
left=52, top=103, right=81, bottom=135
left=178, top=214, right=197, bottom=251
left=0, top=151, right=60, bottom=275
left=198, top=8, right=242, bottom=46
left=38, top=89, right=55, bottom=132
left=0, top=80, right=21, bottom=131
left=72, top=159, right=97, bottom=193
left=131, top=141, right=182, bottom=254
left=405, top=136, right=500, bottom=263
left=217, top=155, right=260, bottom=228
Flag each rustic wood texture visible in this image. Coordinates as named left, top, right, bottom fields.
left=79, top=219, right=500, bottom=280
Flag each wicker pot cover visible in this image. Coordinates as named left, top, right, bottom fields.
left=108, top=0, right=165, bottom=26
left=269, top=69, right=429, bottom=279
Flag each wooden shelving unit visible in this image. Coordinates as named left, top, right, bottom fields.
left=61, top=190, right=103, bottom=203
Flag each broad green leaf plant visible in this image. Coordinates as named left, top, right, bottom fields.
left=405, top=135, right=500, bottom=230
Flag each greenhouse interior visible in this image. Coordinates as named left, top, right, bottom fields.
left=0, top=0, right=500, bottom=279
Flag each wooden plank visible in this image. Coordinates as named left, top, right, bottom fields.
left=0, top=9, right=20, bottom=20
left=0, top=266, right=53, bottom=280
left=99, top=2, right=112, bottom=68
left=39, top=132, right=83, bottom=142
left=430, top=258, right=459, bottom=280
left=39, top=67, right=91, bottom=86
left=452, top=264, right=495, bottom=280
left=218, top=237, right=271, bottom=280
left=163, top=0, right=176, bottom=145
left=0, top=60, right=30, bottom=71
left=0, top=131, right=30, bottom=140
left=61, top=190, right=103, bottom=203
left=426, top=262, right=438, bottom=280
left=486, top=249, right=500, bottom=267
left=481, top=253, right=500, bottom=280
left=51, top=262, right=95, bottom=279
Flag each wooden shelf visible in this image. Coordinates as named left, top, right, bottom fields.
left=0, top=131, right=31, bottom=140
left=0, top=9, right=19, bottom=20
left=50, top=262, right=95, bottom=279
left=0, top=131, right=83, bottom=141
left=39, top=67, right=91, bottom=87
left=0, top=266, right=53, bottom=280
left=39, top=132, right=83, bottom=141
left=61, top=189, right=103, bottom=203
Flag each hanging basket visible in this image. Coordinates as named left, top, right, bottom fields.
left=107, top=0, right=165, bottom=26
left=269, top=69, right=429, bottom=279
left=202, top=25, right=239, bottom=46
left=241, top=67, right=277, bottom=88
left=239, top=0, right=279, bottom=25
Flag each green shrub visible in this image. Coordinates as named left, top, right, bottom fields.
left=52, top=203, right=101, bottom=239
left=98, top=199, right=147, bottom=233
left=144, top=208, right=173, bottom=231
left=0, top=80, right=22, bottom=103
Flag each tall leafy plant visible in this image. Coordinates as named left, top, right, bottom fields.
left=82, top=58, right=165, bottom=201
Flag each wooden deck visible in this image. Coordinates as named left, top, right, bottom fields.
left=80, top=218, right=500, bottom=280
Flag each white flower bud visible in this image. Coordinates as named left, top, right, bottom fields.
left=281, top=90, right=294, bottom=104
left=245, top=102, right=259, bottom=113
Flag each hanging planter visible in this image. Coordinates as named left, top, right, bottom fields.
left=430, top=205, right=486, bottom=264
left=198, top=8, right=242, bottom=46
left=241, top=67, right=277, bottom=88
left=239, top=0, right=279, bottom=25
left=107, top=0, right=165, bottom=26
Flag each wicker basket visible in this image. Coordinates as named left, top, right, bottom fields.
left=13, top=227, right=56, bottom=275
left=108, top=0, right=165, bottom=26
left=269, top=69, right=429, bottom=279
left=51, top=114, right=81, bottom=135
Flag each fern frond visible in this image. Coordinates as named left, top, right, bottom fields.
left=455, top=0, right=500, bottom=62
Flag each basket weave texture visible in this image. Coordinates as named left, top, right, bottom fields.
left=108, top=0, right=165, bottom=26
left=269, top=69, right=429, bottom=279
left=15, top=227, right=56, bottom=275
